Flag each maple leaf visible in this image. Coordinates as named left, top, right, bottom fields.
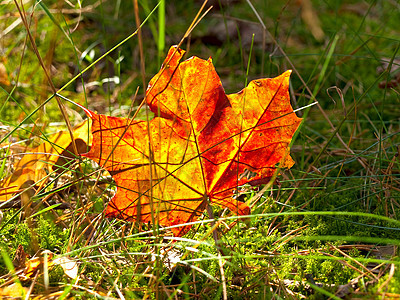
left=0, top=121, right=90, bottom=202
left=82, top=46, right=302, bottom=236
left=10, top=246, right=79, bottom=281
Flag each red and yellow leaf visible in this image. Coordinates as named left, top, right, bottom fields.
left=83, top=46, right=302, bottom=236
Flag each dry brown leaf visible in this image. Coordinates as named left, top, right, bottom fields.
left=0, top=62, right=10, bottom=86
left=298, top=0, right=325, bottom=42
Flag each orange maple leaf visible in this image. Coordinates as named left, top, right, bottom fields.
left=82, top=46, right=302, bottom=236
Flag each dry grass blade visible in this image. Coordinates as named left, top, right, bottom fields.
left=1, top=1, right=399, bottom=298
left=13, top=0, right=80, bottom=161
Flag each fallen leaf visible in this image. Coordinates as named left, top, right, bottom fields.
left=298, top=0, right=325, bottom=42
left=52, top=256, right=79, bottom=279
left=0, top=62, right=10, bottom=86
left=12, top=244, right=27, bottom=270
left=20, top=250, right=78, bottom=280
left=377, top=57, right=400, bottom=89
left=23, top=255, right=43, bottom=279
left=339, top=2, right=370, bottom=16
left=82, top=46, right=302, bottom=236
left=0, top=283, right=27, bottom=298
left=0, top=120, right=91, bottom=202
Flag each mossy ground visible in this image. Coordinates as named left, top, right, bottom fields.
left=1, top=0, right=399, bottom=298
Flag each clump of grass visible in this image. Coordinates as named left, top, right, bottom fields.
left=0, top=1, right=399, bottom=299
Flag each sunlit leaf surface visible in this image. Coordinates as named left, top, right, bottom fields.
left=83, top=46, right=302, bottom=236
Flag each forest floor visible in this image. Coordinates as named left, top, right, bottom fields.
left=0, top=1, right=400, bottom=299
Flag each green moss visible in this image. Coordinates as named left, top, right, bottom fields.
left=36, top=216, right=70, bottom=251
left=1, top=0, right=400, bottom=298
